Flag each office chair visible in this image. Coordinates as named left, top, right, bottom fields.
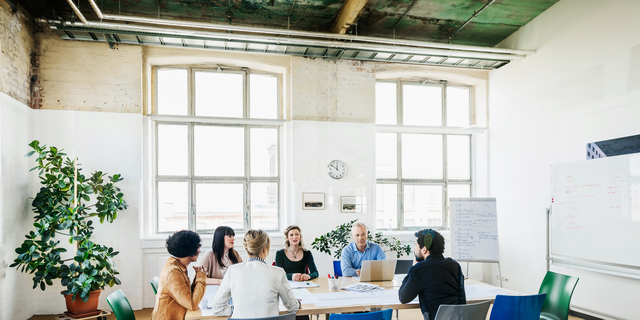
left=434, top=300, right=492, bottom=320
left=106, top=289, right=136, bottom=320
left=333, top=261, right=342, bottom=277
left=489, top=294, right=546, bottom=320
left=329, top=309, right=393, bottom=320
left=150, top=276, right=159, bottom=295
left=538, top=271, right=579, bottom=320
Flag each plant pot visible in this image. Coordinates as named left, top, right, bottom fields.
left=62, top=289, right=103, bottom=319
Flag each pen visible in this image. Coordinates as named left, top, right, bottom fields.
left=328, top=274, right=331, bottom=279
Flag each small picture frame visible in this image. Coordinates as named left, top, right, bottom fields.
left=303, top=193, right=325, bottom=210
left=341, top=196, right=362, bottom=213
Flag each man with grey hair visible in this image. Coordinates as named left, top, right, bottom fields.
left=341, top=221, right=386, bottom=277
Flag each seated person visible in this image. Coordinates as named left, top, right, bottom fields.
left=152, top=230, right=207, bottom=320
left=196, top=226, right=242, bottom=285
left=275, top=225, right=319, bottom=281
left=211, top=229, right=300, bottom=318
left=341, top=222, right=386, bottom=277
left=398, top=229, right=466, bottom=320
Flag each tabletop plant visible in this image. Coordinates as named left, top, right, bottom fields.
left=10, top=140, right=128, bottom=303
left=311, top=219, right=411, bottom=259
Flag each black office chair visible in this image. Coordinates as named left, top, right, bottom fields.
left=394, top=260, right=413, bottom=274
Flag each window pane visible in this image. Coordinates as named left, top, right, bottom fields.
left=376, top=133, right=397, bottom=178
left=403, top=84, right=442, bottom=126
left=251, top=128, right=278, bottom=177
left=376, top=82, right=397, bottom=125
left=158, top=124, right=187, bottom=176
left=447, top=135, right=471, bottom=179
left=194, top=126, right=244, bottom=176
left=195, top=71, right=243, bottom=118
left=446, top=86, right=470, bottom=127
left=157, top=68, right=188, bottom=115
left=250, top=74, right=278, bottom=119
left=404, top=185, right=443, bottom=227
left=251, top=183, right=278, bottom=231
left=448, top=184, right=471, bottom=199
left=196, top=183, right=243, bottom=231
left=402, top=134, right=443, bottom=179
left=158, top=181, right=188, bottom=232
left=376, top=184, right=397, bottom=229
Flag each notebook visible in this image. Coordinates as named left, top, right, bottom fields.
left=352, top=260, right=397, bottom=282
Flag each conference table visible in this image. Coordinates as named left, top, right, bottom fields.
left=185, top=276, right=519, bottom=320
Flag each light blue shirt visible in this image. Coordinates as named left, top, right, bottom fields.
left=341, top=241, right=386, bottom=277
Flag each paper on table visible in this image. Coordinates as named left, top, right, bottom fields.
left=200, top=285, right=221, bottom=316
left=289, top=281, right=320, bottom=289
left=465, top=284, right=519, bottom=300
left=279, top=289, right=319, bottom=309
left=342, top=283, right=381, bottom=292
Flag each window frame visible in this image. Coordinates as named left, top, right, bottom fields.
left=375, top=80, right=474, bottom=231
left=151, top=65, right=284, bottom=234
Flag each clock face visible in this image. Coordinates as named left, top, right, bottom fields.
left=327, top=160, right=347, bottom=179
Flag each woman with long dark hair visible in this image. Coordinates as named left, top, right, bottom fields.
left=195, top=226, right=242, bottom=285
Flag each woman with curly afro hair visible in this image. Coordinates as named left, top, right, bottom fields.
left=152, top=230, right=207, bottom=320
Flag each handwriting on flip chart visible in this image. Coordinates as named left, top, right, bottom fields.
left=450, top=199, right=499, bottom=262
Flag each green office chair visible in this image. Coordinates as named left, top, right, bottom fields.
left=150, top=276, right=160, bottom=295
left=106, top=289, right=136, bottom=320
left=538, top=271, right=579, bottom=320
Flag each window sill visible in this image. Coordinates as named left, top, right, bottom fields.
left=142, top=232, right=285, bottom=250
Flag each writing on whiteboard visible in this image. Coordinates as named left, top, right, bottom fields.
left=450, top=199, right=499, bottom=262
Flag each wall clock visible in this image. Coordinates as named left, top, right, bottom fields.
left=327, top=160, right=347, bottom=179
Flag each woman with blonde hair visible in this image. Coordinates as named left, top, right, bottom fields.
left=211, top=229, right=300, bottom=318
left=275, top=225, right=319, bottom=281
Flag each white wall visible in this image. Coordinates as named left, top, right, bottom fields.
left=0, top=92, right=36, bottom=320
left=489, top=0, right=640, bottom=318
left=0, top=108, right=144, bottom=316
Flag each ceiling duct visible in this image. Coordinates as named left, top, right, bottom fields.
left=37, top=17, right=534, bottom=69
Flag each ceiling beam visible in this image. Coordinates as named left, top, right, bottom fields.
left=329, top=0, right=369, bottom=34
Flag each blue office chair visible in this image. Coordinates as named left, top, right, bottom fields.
left=329, top=309, right=393, bottom=320
left=333, top=261, right=342, bottom=277
left=434, top=300, right=492, bottom=320
left=489, top=294, right=547, bottom=320
left=230, top=312, right=296, bottom=320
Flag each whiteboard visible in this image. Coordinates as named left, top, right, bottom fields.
left=550, top=154, right=640, bottom=268
left=449, top=198, right=500, bottom=262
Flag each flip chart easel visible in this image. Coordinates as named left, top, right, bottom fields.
left=449, top=198, right=502, bottom=287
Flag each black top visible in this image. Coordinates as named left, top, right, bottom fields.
left=398, top=254, right=466, bottom=320
left=275, top=249, right=319, bottom=280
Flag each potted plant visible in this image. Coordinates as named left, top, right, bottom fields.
left=10, top=140, right=128, bottom=318
left=311, top=219, right=411, bottom=259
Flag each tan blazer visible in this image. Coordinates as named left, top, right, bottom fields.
left=196, top=249, right=243, bottom=279
left=152, top=257, right=206, bottom=320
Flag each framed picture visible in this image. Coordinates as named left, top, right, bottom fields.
left=302, top=193, right=325, bottom=210
left=341, top=196, right=362, bottom=213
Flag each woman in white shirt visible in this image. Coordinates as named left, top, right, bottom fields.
left=211, top=229, right=300, bottom=318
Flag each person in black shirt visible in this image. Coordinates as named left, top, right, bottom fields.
left=398, top=229, right=466, bottom=320
left=275, top=225, right=319, bottom=281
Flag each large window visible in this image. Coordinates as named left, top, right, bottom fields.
left=375, top=81, right=472, bottom=230
left=153, top=67, right=282, bottom=233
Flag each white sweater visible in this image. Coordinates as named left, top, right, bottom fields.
left=211, top=260, right=300, bottom=318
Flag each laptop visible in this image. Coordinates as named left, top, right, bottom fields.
left=352, top=260, right=397, bottom=282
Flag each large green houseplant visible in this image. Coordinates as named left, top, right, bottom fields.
left=311, top=219, right=411, bottom=259
left=10, top=141, right=128, bottom=316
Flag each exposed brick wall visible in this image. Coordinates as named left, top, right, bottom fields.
left=35, top=28, right=142, bottom=113
left=0, top=3, right=34, bottom=105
